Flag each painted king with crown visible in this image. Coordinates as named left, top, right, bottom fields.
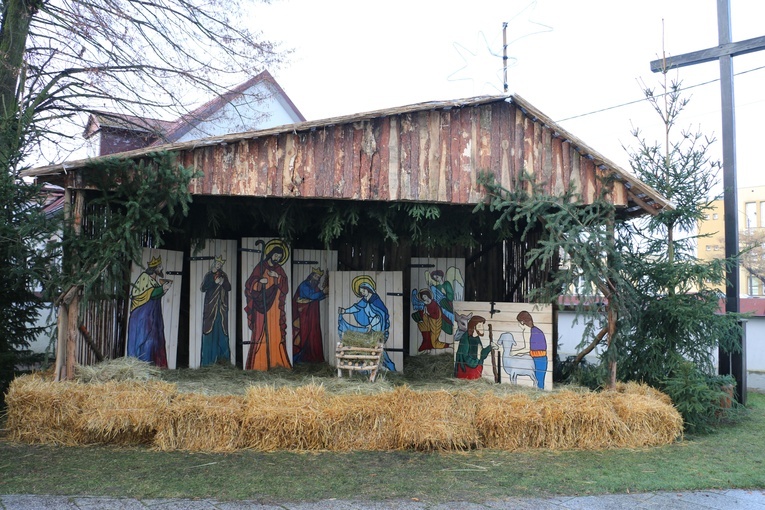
left=126, top=254, right=172, bottom=367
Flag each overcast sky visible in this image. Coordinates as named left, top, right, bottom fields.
left=252, top=0, right=765, bottom=192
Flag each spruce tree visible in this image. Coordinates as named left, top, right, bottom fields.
left=0, top=126, right=59, bottom=406
left=478, top=78, right=742, bottom=433
left=616, top=78, right=741, bottom=433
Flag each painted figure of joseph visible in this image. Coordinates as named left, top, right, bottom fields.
left=244, top=241, right=291, bottom=370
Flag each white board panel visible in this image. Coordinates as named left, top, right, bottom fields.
left=452, top=302, right=553, bottom=390
left=409, top=257, right=465, bottom=356
left=291, top=249, right=338, bottom=364
left=188, top=240, right=238, bottom=369
left=328, top=271, right=404, bottom=373
left=240, top=237, right=293, bottom=370
left=126, top=248, right=183, bottom=369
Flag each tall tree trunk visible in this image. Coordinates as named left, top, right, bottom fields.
left=0, top=0, right=39, bottom=167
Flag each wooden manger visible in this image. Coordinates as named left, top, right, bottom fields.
left=335, top=331, right=385, bottom=382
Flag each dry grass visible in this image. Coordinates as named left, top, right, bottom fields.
left=3, top=357, right=684, bottom=453
left=74, top=356, right=162, bottom=383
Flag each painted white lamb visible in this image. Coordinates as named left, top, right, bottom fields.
left=496, top=331, right=537, bottom=387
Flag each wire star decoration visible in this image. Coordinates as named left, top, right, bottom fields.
left=447, top=1, right=553, bottom=95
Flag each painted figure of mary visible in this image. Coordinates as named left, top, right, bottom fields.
left=338, top=275, right=396, bottom=371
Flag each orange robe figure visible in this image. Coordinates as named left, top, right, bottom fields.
left=244, top=249, right=291, bottom=370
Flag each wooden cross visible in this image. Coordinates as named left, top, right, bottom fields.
left=649, top=0, right=765, bottom=405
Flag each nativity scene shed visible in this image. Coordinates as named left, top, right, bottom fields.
left=25, top=94, right=670, bottom=384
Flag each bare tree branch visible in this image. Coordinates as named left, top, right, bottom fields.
left=1, top=0, right=287, bottom=168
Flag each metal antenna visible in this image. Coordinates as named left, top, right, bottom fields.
left=502, top=22, right=509, bottom=92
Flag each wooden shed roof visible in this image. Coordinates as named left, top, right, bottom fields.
left=26, top=94, right=671, bottom=217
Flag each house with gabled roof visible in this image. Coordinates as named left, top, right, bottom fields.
left=83, top=70, right=305, bottom=157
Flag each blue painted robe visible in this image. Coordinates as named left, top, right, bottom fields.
left=127, top=272, right=168, bottom=367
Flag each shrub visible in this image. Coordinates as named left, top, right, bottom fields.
left=660, top=361, right=737, bottom=434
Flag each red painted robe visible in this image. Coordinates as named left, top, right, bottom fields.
left=244, top=259, right=291, bottom=370
left=292, top=277, right=326, bottom=363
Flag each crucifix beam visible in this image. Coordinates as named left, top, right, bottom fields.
left=649, top=35, right=765, bottom=72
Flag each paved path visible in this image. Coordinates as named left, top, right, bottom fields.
left=3, top=489, right=765, bottom=509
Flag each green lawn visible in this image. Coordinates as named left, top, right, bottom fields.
left=1, top=392, right=764, bottom=503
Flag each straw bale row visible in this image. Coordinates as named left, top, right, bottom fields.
left=475, top=389, right=682, bottom=450
left=4, top=375, right=683, bottom=452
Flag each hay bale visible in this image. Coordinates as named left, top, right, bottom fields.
left=476, top=388, right=682, bottom=450
left=320, top=392, right=398, bottom=451
left=615, top=381, right=673, bottom=406
left=75, top=357, right=161, bottom=383
left=4, top=374, right=91, bottom=446
left=390, top=386, right=483, bottom=451
left=153, top=393, right=246, bottom=452
left=475, top=392, right=543, bottom=449
left=240, top=384, right=329, bottom=451
left=80, top=380, right=177, bottom=445
left=340, top=331, right=384, bottom=348
left=4, top=365, right=683, bottom=453
left=537, top=391, right=630, bottom=450
left=605, top=391, right=684, bottom=446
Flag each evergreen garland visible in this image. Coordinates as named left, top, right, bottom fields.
left=61, top=152, right=199, bottom=307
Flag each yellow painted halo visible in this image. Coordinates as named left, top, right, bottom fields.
left=264, top=238, right=290, bottom=265
left=351, top=275, right=376, bottom=297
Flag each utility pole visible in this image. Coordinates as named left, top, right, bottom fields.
left=649, top=0, right=765, bottom=405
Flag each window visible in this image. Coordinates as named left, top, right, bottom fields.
left=713, top=213, right=719, bottom=220
left=749, top=276, right=761, bottom=296
left=576, top=275, right=587, bottom=295
left=705, top=245, right=711, bottom=251
left=746, top=202, right=757, bottom=229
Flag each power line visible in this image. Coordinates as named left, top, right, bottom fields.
left=555, top=64, right=765, bottom=123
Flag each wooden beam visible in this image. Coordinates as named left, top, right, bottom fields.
left=649, top=35, right=765, bottom=72
left=627, top=190, right=661, bottom=216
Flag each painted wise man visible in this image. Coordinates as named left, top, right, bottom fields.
left=127, top=255, right=172, bottom=367
left=292, top=267, right=328, bottom=364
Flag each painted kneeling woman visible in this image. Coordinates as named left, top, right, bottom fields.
left=338, top=275, right=396, bottom=371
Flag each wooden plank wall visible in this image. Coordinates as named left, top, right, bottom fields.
left=181, top=101, right=629, bottom=208
left=240, top=237, right=294, bottom=369
left=75, top=200, right=130, bottom=365
left=291, top=249, right=338, bottom=363
left=409, top=257, right=465, bottom=357
left=188, top=239, right=238, bottom=369
left=453, top=301, right=553, bottom=390
left=125, top=248, right=184, bottom=369
left=328, top=271, right=404, bottom=372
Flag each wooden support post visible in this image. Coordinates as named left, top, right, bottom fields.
left=64, top=189, right=85, bottom=380
left=605, top=215, right=618, bottom=390
left=66, top=296, right=80, bottom=380
left=54, top=187, right=71, bottom=382
left=54, top=302, right=68, bottom=381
